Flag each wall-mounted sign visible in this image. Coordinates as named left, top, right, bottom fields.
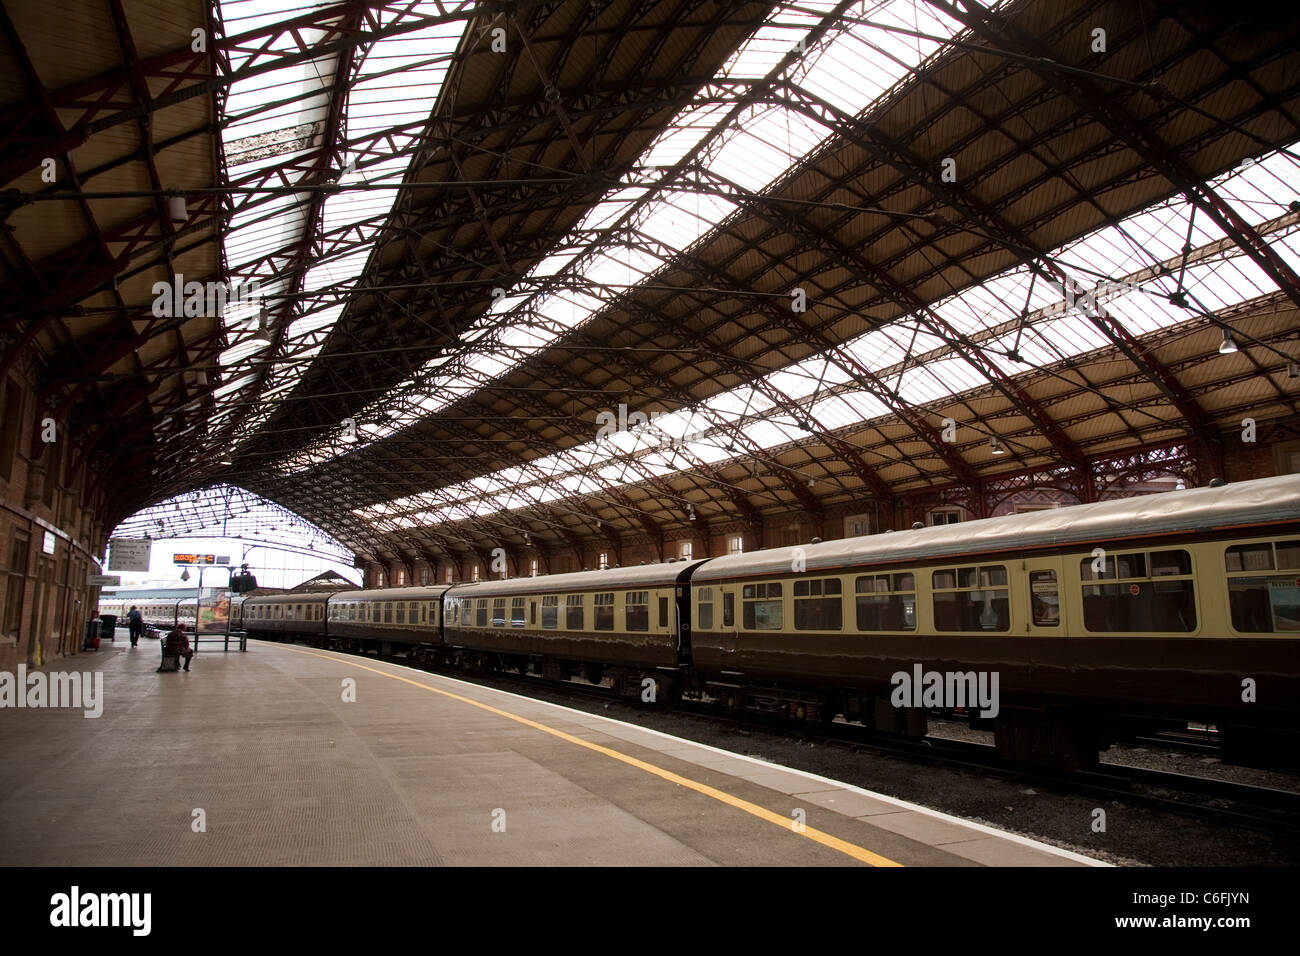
left=107, top=538, right=151, bottom=572
left=41, top=531, right=56, bottom=555
left=87, top=574, right=121, bottom=587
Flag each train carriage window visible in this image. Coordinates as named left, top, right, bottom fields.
left=625, top=591, right=649, bottom=632
left=492, top=598, right=506, bottom=627
left=594, top=592, right=615, bottom=631
left=541, top=595, right=559, bottom=629
left=296, top=604, right=304, bottom=620
left=511, top=596, right=525, bottom=627
left=723, top=592, right=734, bottom=628
left=420, top=603, right=428, bottom=625
left=1275, top=541, right=1300, bottom=570
left=384, top=602, right=393, bottom=624
left=1226, top=544, right=1273, bottom=573
left=349, top=604, right=357, bottom=622
left=1226, top=540, right=1300, bottom=632
left=855, top=573, right=916, bottom=631
left=530, top=600, right=536, bottom=625
left=396, top=602, right=406, bottom=625
left=742, top=582, right=783, bottom=630
left=566, top=594, right=584, bottom=630
left=1029, top=571, right=1060, bottom=626
left=1080, top=550, right=1195, bottom=632
left=932, top=566, right=1010, bottom=632
left=794, top=578, right=842, bottom=630
left=475, top=598, right=488, bottom=627
left=697, top=587, right=714, bottom=630
left=659, top=596, right=669, bottom=629
left=1151, top=551, right=1192, bottom=576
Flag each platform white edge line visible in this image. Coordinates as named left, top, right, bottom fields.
left=269, top=644, right=1109, bottom=867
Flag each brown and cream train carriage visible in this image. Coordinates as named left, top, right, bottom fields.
left=442, top=561, right=705, bottom=696
left=327, top=585, right=449, bottom=656
left=690, top=473, right=1300, bottom=767
left=242, top=592, right=330, bottom=642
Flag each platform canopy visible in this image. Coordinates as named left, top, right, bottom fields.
left=4, top=0, right=1299, bottom=563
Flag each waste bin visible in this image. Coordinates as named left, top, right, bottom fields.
left=83, top=619, right=101, bottom=650
left=98, top=614, right=117, bottom=639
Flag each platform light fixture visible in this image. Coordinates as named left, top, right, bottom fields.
left=1289, top=361, right=1298, bottom=379
left=254, top=304, right=273, bottom=343
left=1218, top=329, right=1238, bottom=354
left=990, top=436, right=1006, bottom=456
left=168, top=194, right=188, bottom=223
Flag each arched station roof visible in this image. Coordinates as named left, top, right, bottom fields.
left=3, top=0, right=1298, bottom=563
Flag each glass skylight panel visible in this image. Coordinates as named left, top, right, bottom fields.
left=211, top=0, right=473, bottom=455
left=286, top=0, right=964, bottom=475
left=341, top=24, right=1299, bottom=536
left=813, top=391, right=891, bottom=426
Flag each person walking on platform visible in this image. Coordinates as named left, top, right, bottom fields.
left=127, top=606, right=143, bottom=647
left=163, top=627, right=194, bottom=671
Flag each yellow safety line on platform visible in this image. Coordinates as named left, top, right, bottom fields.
left=276, top=644, right=902, bottom=867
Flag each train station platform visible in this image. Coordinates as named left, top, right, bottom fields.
left=0, top=640, right=1103, bottom=867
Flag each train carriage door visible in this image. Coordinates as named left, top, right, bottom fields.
left=1024, top=557, right=1064, bottom=634
left=1023, top=556, right=1065, bottom=672
left=674, top=583, right=692, bottom=665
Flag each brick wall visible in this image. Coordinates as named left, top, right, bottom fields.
left=1, top=362, right=109, bottom=670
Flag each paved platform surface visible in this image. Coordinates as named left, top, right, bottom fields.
left=0, top=639, right=1102, bottom=866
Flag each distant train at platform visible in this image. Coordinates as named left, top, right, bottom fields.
left=242, top=475, right=1300, bottom=769
left=96, top=596, right=245, bottom=632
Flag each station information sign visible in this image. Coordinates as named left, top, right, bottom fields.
left=171, top=554, right=232, bottom=566
left=107, top=538, right=151, bottom=572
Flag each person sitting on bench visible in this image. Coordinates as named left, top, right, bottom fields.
left=164, top=627, right=194, bottom=672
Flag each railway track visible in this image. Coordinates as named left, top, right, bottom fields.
left=258, top=637, right=1300, bottom=834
